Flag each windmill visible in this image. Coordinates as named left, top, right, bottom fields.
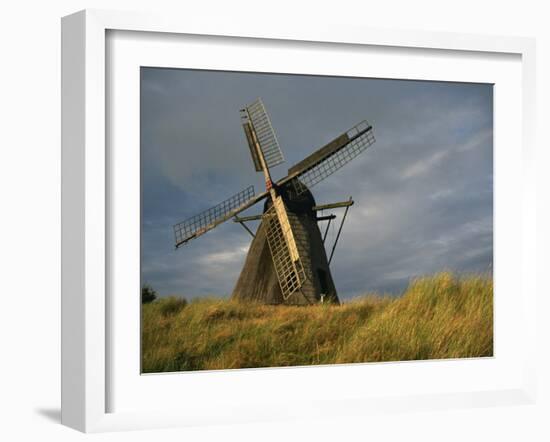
left=173, top=98, right=375, bottom=305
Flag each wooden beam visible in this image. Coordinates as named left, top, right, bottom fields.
left=316, top=214, right=336, bottom=221
left=328, top=197, right=353, bottom=265
left=234, top=217, right=255, bottom=238
left=287, top=133, right=349, bottom=177
left=233, top=214, right=263, bottom=222
left=312, top=199, right=354, bottom=211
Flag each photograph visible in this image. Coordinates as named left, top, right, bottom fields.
left=140, top=68, right=494, bottom=373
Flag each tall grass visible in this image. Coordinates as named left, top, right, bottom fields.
left=141, top=272, right=492, bottom=373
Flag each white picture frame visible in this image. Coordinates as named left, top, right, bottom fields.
left=61, top=9, right=537, bottom=433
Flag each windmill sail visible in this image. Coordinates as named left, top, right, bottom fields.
left=242, top=98, right=285, bottom=170
left=241, top=120, right=262, bottom=172
left=272, top=196, right=301, bottom=262
left=281, top=120, right=375, bottom=195
left=263, top=198, right=306, bottom=300
left=173, top=186, right=268, bottom=248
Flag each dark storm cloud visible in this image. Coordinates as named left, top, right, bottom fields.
left=140, top=68, right=493, bottom=299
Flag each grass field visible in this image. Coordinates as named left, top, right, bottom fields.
left=141, top=272, right=493, bottom=373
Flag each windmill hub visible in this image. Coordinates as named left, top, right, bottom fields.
left=264, top=181, right=316, bottom=217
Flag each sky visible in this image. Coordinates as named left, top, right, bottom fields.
left=141, top=68, right=493, bottom=300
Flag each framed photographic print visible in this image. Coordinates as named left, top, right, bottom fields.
left=61, top=9, right=537, bottom=433
left=140, top=68, right=493, bottom=374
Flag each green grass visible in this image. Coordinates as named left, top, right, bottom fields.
left=141, top=272, right=493, bottom=373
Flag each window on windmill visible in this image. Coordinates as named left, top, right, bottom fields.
left=317, top=268, right=329, bottom=295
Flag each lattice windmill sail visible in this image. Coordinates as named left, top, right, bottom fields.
left=281, top=120, right=375, bottom=195
left=241, top=98, right=285, bottom=170
left=174, top=186, right=262, bottom=248
left=172, top=97, right=376, bottom=305
left=263, top=203, right=306, bottom=300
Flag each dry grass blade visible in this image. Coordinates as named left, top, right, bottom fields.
left=141, top=272, right=493, bottom=373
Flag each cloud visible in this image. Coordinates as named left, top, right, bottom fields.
left=198, top=245, right=249, bottom=266
left=401, top=150, right=450, bottom=179
left=457, top=128, right=493, bottom=152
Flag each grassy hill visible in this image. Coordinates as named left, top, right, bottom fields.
left=141, top=272, right=492, bottom=373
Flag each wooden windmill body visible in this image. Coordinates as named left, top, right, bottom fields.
left=232, top=182, right=338, bottom=305
left=173, top=98, right=375, bottom=305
